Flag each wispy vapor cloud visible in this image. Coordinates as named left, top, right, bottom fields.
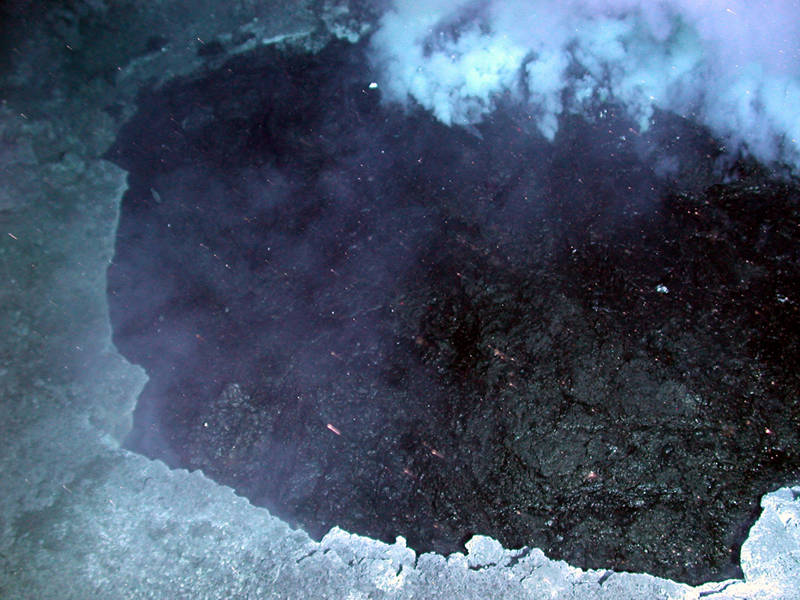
left=370, top=0, right=800, bottom=170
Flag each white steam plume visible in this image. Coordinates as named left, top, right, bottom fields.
left=370, top=0, right=800, bottom=171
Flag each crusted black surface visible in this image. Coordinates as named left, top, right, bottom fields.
left=107, top=40, right=800, bottom=585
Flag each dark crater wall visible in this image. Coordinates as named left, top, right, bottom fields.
left=106, top=39, right=800, bottom=585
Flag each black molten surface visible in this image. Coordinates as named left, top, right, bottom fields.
left=107, top=40, right=800, bottom=585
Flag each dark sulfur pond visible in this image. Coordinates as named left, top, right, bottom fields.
left=106, top=39, right=800, bottom=585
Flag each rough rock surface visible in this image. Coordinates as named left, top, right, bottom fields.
left=0, top=2, right=798, bottom=599
left=105, top=39, right=800, bottom=583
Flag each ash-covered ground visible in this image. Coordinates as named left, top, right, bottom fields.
left=107, top=40, right=800, bottom=585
